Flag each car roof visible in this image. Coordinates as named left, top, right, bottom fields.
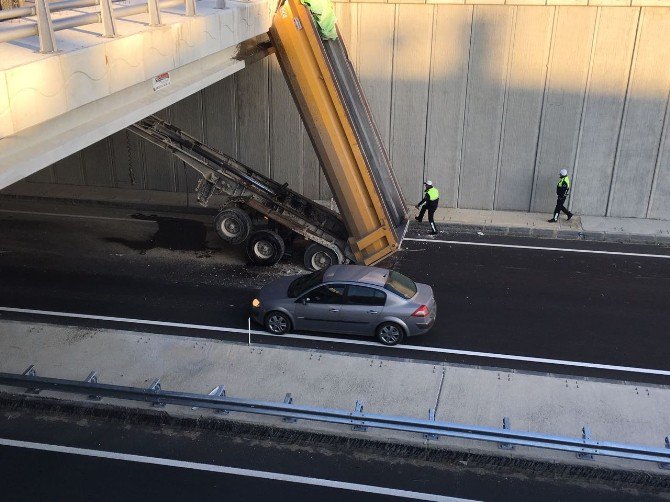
left=322, top=265, right=390, bottom=287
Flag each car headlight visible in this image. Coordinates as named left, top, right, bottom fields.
left=252, top=298, right=261, bottom=308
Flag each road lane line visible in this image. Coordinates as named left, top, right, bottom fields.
left=2, top=306, right=669, bottom=377
left=0, top=438, right=472, bottom=501
left=0, top=209, right=156, bottom=224
left=404, top=237, right=670, bottom=259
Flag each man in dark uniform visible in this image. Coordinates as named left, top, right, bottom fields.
left=415, top=180, right=439, bottom=235
left=548, top=169, right=573, bottom=222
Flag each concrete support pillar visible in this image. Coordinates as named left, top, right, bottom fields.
left=34, top=0, right=57, bottom=53
left=185, top=0, right=196, bottom=16
left=99, top=0, right=117, bottom=37
left=148, top=0, right=162, bottom=26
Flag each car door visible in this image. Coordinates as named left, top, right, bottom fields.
left=338, top=285, right=387, bottom=336
left=293, top=283, right=346, bottom=332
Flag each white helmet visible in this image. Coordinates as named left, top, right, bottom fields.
left=559, top=169, right=568, bottom=177
left=425, top=180, right=433, bottom=186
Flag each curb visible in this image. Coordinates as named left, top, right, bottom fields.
left=428, top=222, right=670, bottom=248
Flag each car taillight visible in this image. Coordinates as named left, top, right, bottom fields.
left=412, top=305, right=429, bottom=317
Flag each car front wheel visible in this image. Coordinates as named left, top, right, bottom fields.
left=265, top=311, right=291, bottom=335
left=375, top=322, right=405, bottom=346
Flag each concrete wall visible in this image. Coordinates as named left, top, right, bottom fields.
left=8, top=4, right=670, bottom=220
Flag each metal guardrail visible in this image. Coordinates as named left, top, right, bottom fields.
left=0, top=0, right=201, bottom=53
left=1, top=366, right=670, bottom=470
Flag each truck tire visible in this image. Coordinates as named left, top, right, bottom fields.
left=214, top=207, right=252, bottom=245
left=247, top=230, right=285, bottom=266
left=304, top=243, right=338, bottom=271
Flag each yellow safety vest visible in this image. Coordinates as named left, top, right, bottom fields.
left=427, top=187, right=439, bottom=201
left=558, top=176, right=570, bottom=190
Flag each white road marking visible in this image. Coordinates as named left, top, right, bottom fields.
left=2, top=306, right=669, bottom=377
left=0, top=209, right=155, bottom=224
left=0, top=438, right=472, bottom=501
left=404, top=237, right=670, bottom=259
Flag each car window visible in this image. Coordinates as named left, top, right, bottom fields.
left=288, top=269, right=325, bottom=298
left=384, top=270, right=417, bottom=300
left=303, top=284, right=346, bottom=304
left=346, top=285, right=386, bottom=306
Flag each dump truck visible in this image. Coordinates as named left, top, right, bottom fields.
left=129, top=0, right=408, bottom=270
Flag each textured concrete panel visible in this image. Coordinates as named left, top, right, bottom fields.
left=143, top=107, right=178, bottom=192
left=389, top=5, right=434, bottom=202
left=357, top=3, right=395, bottom=150
left=81, top=139, right=114, bottom=188
left=531, top=6, right=597, bottom=213
left=236, top=59, right=270, bottom=176
left=495, top=6, right=553, bottom=211
left=459, top=5, right=514, bottom=209
left=648, top=105, right=670, bottom=219
left=109, top=130, right=145, bottom=190
left=203, top=77, right=238, bottom=158
left=424, top=5, right=472, bottom=208
left=572, top=8, right=638, bottom=216
left=52, top=153, right=85, bottom=186
left=269, top=56, right=303, bottom=192
left=609, top=8, right=670, bottom=218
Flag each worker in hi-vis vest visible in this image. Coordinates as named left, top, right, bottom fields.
left=415, top=180, right=439, bottom=235
left=548, top=169, right=573, bottom=222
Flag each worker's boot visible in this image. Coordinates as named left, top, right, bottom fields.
left=429, top=223, right=438, bottom=235
left=567, top=212, right=573, bottom=221
left=414, top=216, right=422, bottom=222
left=547, top=213, right=558, bottom=222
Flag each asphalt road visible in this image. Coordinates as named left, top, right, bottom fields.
left=0, top=400, right=664, bottom=501
left=1, top=202, right=669, bottom=377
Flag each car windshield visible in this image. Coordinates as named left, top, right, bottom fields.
left=287, top=269, right=325, bottom=298
left=384, top=270, right=417, bottom=299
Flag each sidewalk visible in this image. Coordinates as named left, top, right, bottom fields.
left=1, top=319, right=669, bottom=475
left=421, top=208, right=670, bottom=246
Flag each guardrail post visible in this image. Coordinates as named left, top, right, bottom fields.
left=34, top=0, right=57, bottom=53
left=191, top=385, right=228, bottom=414
left=99, top=0, right=117, bottom=37
left=22, top=365, right=40, bottom=394
left=85, top=371, right=102, bottom=401
left=185, top=0, right=196, bottom=16
left=147, top=0, right=162, bottom=26
left=499, top=417, right=515, bottom=451
left=424, top=408, right=438, bottom=440
left=351, top=401, right=367, bottom=432
left=661, top=437, right=670, bottom=470
left=577, top=426, right=595, bottom=460
left=148, top=378, right=165, bottom=407
left=282, top=393, right=297, bottom=423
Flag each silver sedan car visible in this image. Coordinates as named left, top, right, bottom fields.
left=251, top=265, right=436, bottom=345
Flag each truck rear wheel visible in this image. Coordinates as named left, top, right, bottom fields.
left=247, top=230, right=285, bottom=266
left=304, top=243, right=338, bottom=271
left=214, top=207, right=251, bottom=245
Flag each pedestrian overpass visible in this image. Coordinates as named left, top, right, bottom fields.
left=0, top=0, right=270, bottom=189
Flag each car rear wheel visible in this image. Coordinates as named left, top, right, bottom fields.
left=375, top=322, right=405, bottom=346
left=265, top=311, right=291, bottom=334
left=247, top=230, right=285, bottom=266
left=214, top=207, right=252, bottom=245
left=303, top=243, right=338, bottom=271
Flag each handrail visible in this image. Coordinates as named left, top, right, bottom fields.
left=0, top=0, right=196, bottom=50
left=1, top=367, right=669, bottom=469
